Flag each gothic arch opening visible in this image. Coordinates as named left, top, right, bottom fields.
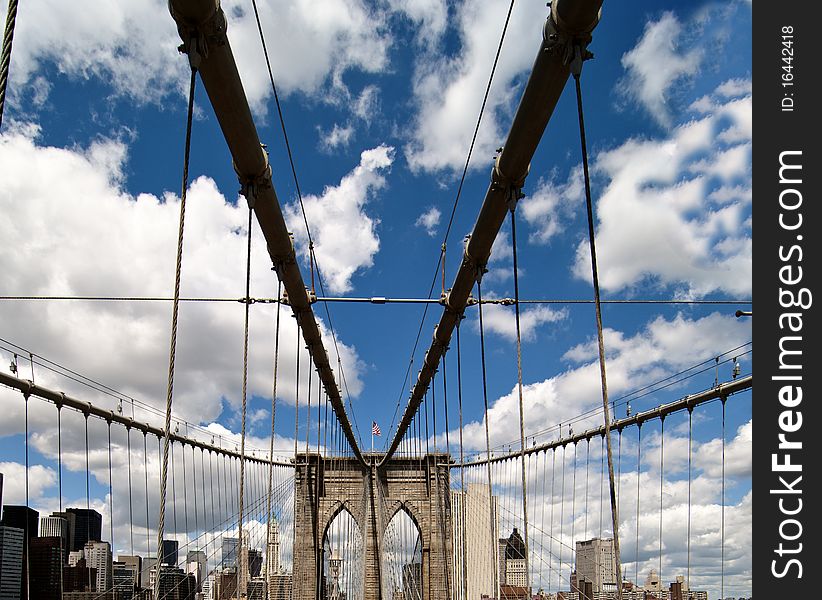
left=382, top=506, right=423, bottom=600
left=322, top=505, right=364, bottom=600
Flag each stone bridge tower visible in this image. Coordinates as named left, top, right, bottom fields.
left=292, top=452, right=454, bottom=600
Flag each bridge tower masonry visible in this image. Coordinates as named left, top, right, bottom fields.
left=293, top=452, right=454, bottom=600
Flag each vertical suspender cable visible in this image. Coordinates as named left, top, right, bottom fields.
left=635, top=424, right=642, bottom=585
left=510, top=206, right=531, bottom=587
left=573, top=68, right=623, bottom=599
left=686, top=407, right=692, bottom=591
left=266, top=280, right=283, bottom=584
left=108, top=421, right=115, bottom=552
left=128, top=426, right=135, bottom=556
left=144, top=433, right=151, bottom=564
left=476, top=280, right=499, bottom=598
left=84, top=412, right=91, bottom=590
left=721, top=397, right=726, bottom=600
left=155, top=65, right=196, bottom=600
left=659, top=417, right=665, bottom=588
left=548, top=447, right=556, bottom=593
left=24, top=392, right=30, bottom=600
left=192, top=444, right=199, bottom=545
left=238, top=204, right=253, bottom=598
left=456, top=321, right=468, bottom=600
left=57, top=403, right=64, bottom=595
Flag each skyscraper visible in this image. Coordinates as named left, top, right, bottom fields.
left=84, top=541, right=113, bottom=594
left=162, top=539, right=179, bottom=567
left=502, top=528, right=527, bottom=588
left=185, top=550, right=206, bottom=589
left=118, top=555, right=142, bottom=589
left=450, top=483, right=499, bottom=600
left=575, top=538, right=617, bottom=592
left=221, top=537, right=238, bottom=568
left=0, top=506, right=38, bottom=600
left=29, top=537, right=64, bottom=600
left=266, top=520, right=280, bottom=575
left=39, top=515, right=70, bottom=561
left=0, top=525, right=24, bottom=600
left=66, top=508, right=102, bottom=552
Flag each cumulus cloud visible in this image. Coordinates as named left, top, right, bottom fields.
left=478, top=304, right=567, bottom=343
left=456, top=312, right=750, bottom=452
left=319, top=123, right=355, bottom=152
left=0, top=126, right=364, bottom=428
left=2, top=0, right=391, bottom=114
left=520, top=167, right=584, bottom=244
left=404, top=0, right=550, bottom=173
left=415, top=206, right=441, bottom=236
left=618, top=12, right=703, bottom=128
left=284, top=144, right=394, bottom=294
left=571, top=83, right=752, bottom=297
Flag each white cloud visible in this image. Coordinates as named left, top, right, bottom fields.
left=284, top=144, right=394, bottom=294
left=388, top=0, right=448, bottom=46
left=0, top=462, right=57, bottom=504
left=0, top=126, right=364, bottom=428
left=619, top=12, right=703, bottom=128
left=2, top=0, right=391, bottom=113
left=319, top=123, right=355, bottom=152
left=404, top=0, right=550, bottom=172
left=520, top=167, right=584, bottom=244
left=571, top=85, right=752, bottom=297
left=477, top=304, right=567, bottom=343
left=457, top=312, right=750, bottom=452
left=415, top=206, right=441, bottom=237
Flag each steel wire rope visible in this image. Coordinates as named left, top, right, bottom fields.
left=107, top=421, right=115, bottom=552
left=476, top=279, right=501, bottom=597
left=557, top=444, right=566, bottom=592
left=548, top=447, right=557, bottom=593
left=687, top=407, right=693, bottom=591
left=84, top=411, right=92, bottom=590
left=238, top=204, right=254, bottom=597
left=584, top=439, right=590, bottom=541
left=266, top=280, right=283, bottom=587
left=455, top=321, right=469, bottom=600
left=721, top=397, right=726, bottom=600
left=574, top=67, right=624, bottom=599
left=154, top=65, right=197, bottom=600
left=128, top=426, right=136, bottom=557
left=659, top=417, right=665, bottom=588
left=0, top=0, right=20, bottom=129
left=144, top=433, right=151, bottom=566
left=635, top=424, right=642, bottom=586
left=383, top=0, right=516, bottom=446
left=182, top=441, right=189, bottom=552
left=570, top=442, right=578, bottom=584
left=192, top=443, right=199, bottom=548
left=510, top=203, right=532, bottom=586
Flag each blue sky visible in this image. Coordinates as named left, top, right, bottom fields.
left=0, top=0, right=751, bottom=595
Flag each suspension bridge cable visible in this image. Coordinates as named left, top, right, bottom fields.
left=509, top=205, right=532, bottom=586
left=476, top=280, right=499, bottom=597
left=266, top=280, right=283, bottom=582
left=238, top=204, right=254, bottom=597
left=574, top=67, right=624, bottom=597
left=0, top=0, right=19, bottom=129
left=387, top=0, right=516, bottom=446
left=155, top=64, right=196, bottom=600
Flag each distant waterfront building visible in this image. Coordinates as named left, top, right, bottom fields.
left=0, top=505, right=38, bottom=600
left=113, top=559, right=139, bottom=600
left=248, top=547, right=263, bottom=577
left=501, top=528, right=527, bottom=588
left=162, top=539, right=180, bottom=567
left=266, top=521, right=281, bottom=575
left=39, top=515, right=70, bottom=561
left=0, top=525, right=24, bottom=600
left=118, top=555, right=143, bottom=589
left=29, top=536, right=63, bottom=600
left=451, top=483, right=499, bottom=600
left=63, top=556, right=96, bottom=593
left=83, top=541, right=113, bottom=594
left=186, top=549, right=207, bottom=589
left=248, top=577, right=266, bottom=600
left=66, top=508, right=102, bottom=552
left=575, top=538, right=617, bottom=592
left=222, top=537, right=239, bottom=568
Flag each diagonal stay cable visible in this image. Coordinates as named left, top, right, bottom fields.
left=250, top=0, right=363, bottom=448
left=386, top=0, right=517, bottom=446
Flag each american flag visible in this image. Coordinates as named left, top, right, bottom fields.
left=372, top=421, right=381, bottom=436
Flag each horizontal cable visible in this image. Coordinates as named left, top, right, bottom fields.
left=0, top=294, right=753, bottom=306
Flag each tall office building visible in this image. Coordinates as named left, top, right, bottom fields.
left=0, top=525, right=24, bottom=600
left=575, top=537, right=617, bottom=592
left=50, top=511, right=77, bottom=557
left=66, top=508, right=102, bottom=552
left=0, top=506, right=38, bottom=600
left=501, top=528, right=527, bottom=587
left=118, top=555, right=143, bottom=589
left=113, top=560, right=139, bottom=600
left=248, top=548, right=263, bottom=578
left=450, top=483, right=499, bottom=600
left=29, top=537, right=63, bottom=600
left=162, top=539, right=179, bottom=567
left=268, top=572, right=292, bottom=600
left=84, top=541, right=113, bottom=594
left=186, top=550, right=207, bottom=589
left=221, top=537, right=238, bottom=568
left=39, top=515, right=70, bottom=561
